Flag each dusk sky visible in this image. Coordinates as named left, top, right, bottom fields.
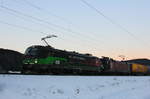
left=0, top=0, right=150, bottom=60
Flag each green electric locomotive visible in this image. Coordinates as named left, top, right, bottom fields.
left=22, top=45, right=103, bottom=74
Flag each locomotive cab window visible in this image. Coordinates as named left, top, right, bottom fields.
left=25, top=47, right=38, bottom=56
left=25, top=47, right=49, bottom=58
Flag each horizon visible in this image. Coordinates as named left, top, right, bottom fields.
left=0, top=46, right=149, bottom=61
left=0, top=0, right=150, bottom=60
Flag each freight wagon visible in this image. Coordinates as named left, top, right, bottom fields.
left=131, top=63, right=148, bottom=75
left=100, top=57, right=131, bottom=75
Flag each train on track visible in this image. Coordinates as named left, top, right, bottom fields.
left=22, top=45, right=150, bottom=75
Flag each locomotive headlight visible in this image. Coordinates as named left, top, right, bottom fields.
left=55, top=60, right=60, bottom=64
left=35, top=59, right=38, bottom=64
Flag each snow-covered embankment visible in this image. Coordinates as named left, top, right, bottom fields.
left=0, top=75, right=150, bottom=99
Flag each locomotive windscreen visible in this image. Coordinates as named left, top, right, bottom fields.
left=25, top=46, right=49, bottom=58
left=25, top=47, right=38, bottom=56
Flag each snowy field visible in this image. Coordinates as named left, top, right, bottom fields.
left=0, top=75, right=150, bottom=99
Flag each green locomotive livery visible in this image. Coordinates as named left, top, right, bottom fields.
left=22, top=45, right=103, bottom=74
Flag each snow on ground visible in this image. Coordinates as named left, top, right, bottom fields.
left=0, top=75, right=150, bottom=99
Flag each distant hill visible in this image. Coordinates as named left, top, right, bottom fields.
left=125, top=59, right=150, bottom=66
left=0, top=48, right=23, bottom=72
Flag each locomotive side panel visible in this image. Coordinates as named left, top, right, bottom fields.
left=22, top=45, right=103, bottom=74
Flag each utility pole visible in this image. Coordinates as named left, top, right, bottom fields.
left=41, top=35, right=57, bottom=46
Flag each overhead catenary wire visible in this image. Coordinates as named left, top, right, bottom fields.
left=0, top=6, right=88, bottom=39
left=17, top=0, right=106, bottom=44
left=0, top=6, right=70, bottom=32
left=22, top=0, right=72, bottom=25
left=0, top=8, right=61, bottom=33
left=0, top=20, right=91, bottom=51
left=0, top=3, right=80, bottom=46
left=79, top=0, right=136, bottom=38
left=0, top=7, right=100, bottom=53
left=0, top=6, right=105, bottom=52
left=0, top=20, right=41, bottom=33
left=79, top=0, right=149, bottom=47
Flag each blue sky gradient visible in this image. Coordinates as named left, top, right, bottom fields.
left=0, top=0, right=150, bottom=60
